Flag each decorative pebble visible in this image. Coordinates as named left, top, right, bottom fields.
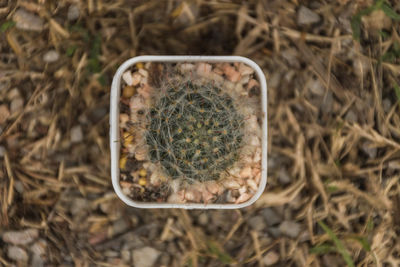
left=132, top=73, right=141, bottom=86
left=122, top=86, right=135, bottom=98
left=240, top=166, right=252, bottom=179
left=13, top=9, right=44, bottom=32
left=119, top=113, right=129, bottom=128
left=67, top=4, right=80, bottom=21
left=135, top=146, right=147, bottom=161
left=223, top=180, right=241, bottom=189
left=122, top=71, right=133, bottom=86
left=132, top=247, right=161, bottom=267
left=43, top=50, right=60, bottom=63
left=7, top=246, right=28, bottom=262
left=196, top=63, right=212, bottom=77
left=223, top=64, right=241, bottom=82
left=138, top=68, right=149, bottom=78
left=279, top=221, right=301, bottom=238
left=0, top=104, right=10, bottom=124
left=297, top=6, right=320, bottom=25
left=263, top=251, right=279, bottom=266
left=180, top=63, right=195, bottom=73
left=239, top=63, right=254, bottom=76
left=236, top=193, right=251, bottom=203
left=70, top=125, right=83, bottom=143
left=247, top=179, right=258, bottom=191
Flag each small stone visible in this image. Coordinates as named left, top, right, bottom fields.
left=30, top=239, right=47, bottom=256
left=70, top=198, right=88, bottom=216
left=43, top=50, right=59, bottom=63
left=110, top=219, right=129, bottom=237
left=3, top=229, right=39, bottom=245
left=240, top=166, right=252, bottom=179
left=122, top=71, right=133, bottom=86
left=362, top=10, right=391, bottom=32
left=297, top=6, right=320, bottom=25
left=361, top=142, right=377, bottom=159
left=278, top=168, right=291, bottom=185
left=263, top=251, right=279, bottom=266
left=70, top=125, right=83, bottom=143
left=121, top=250, right=131, bottom=263
left=122, top=86, right=135, bottom=98
left=248, top=216, right=266, bottom=231
left=7, top=246, right=28, bottom=262
left=279, top=221, right=301, bottom=238
left=0, top=105, right=10, bottom=124
left=382, top=98, right=392, bottom=113
left=7, top=88, right=21, bottom=100
left=67, top=4, right=80, bottom=21
left=267, top=227, right=280, bottom=238
left=198, top=213, right=209, bottom=226
left=10, top=98, right=24, bottom=114
left=345, top=110, right=357, bottom=123
left=261, top=208, right=281, bottom=226
left=281, top=48, right=300, bottom=68
left=308, top=79, right=324, bottom=96
left=31, top=254, right=44, bottom=267
left=132, top=247, right=161, bottom=267
left=13, top=9, right=44, bottom=32
left=0, top=146, right=6, bottom=157
left=132, top=73, right=141, bottom=86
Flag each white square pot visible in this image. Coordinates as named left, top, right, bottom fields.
left=110, top=56, right=268, bottom=209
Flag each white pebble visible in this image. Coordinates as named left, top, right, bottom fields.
left=239, top=186, right=247, bottom=195
left=180, top=63, right=195, bottom=73
left=132, top=247, right=161, bottom=267
left=122, top=71, right=133, bottom=86
left=240, top=166, right=252, bottom=179
left=239, top=64, right=254, bottom=75
left=167, top=192, right=185, bottom=203
left=132, top=73, right=141, bottom=86
left=196, top=63, right=212, bottom=77
left=247, top=179, right=258, bottom=191
left=138, top=68, right=148, bottom=77
left=223, top=180, right=241, bottom=189
left=297, top=6, right=320, bottom=25
left=236, top=193, right=251, bottom=203
left=43, top=50, right=59, bottom=63
left=263, top=251, right=279, bottom=266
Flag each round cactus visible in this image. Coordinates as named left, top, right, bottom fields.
left=145, top=80, right=244, bottom=183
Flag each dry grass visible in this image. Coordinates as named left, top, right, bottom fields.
left=1, top=0, right=400, bottom=266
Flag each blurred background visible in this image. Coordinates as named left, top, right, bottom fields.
left=1, top=0, right=400, bottom=266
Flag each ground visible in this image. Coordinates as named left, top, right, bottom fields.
left=0, top=0, right=400, bottom=266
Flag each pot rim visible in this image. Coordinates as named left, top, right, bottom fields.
left=110, top=55, right=268, bottom=209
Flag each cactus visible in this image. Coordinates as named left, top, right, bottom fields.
left=145, top=79, right=244, bottom=183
